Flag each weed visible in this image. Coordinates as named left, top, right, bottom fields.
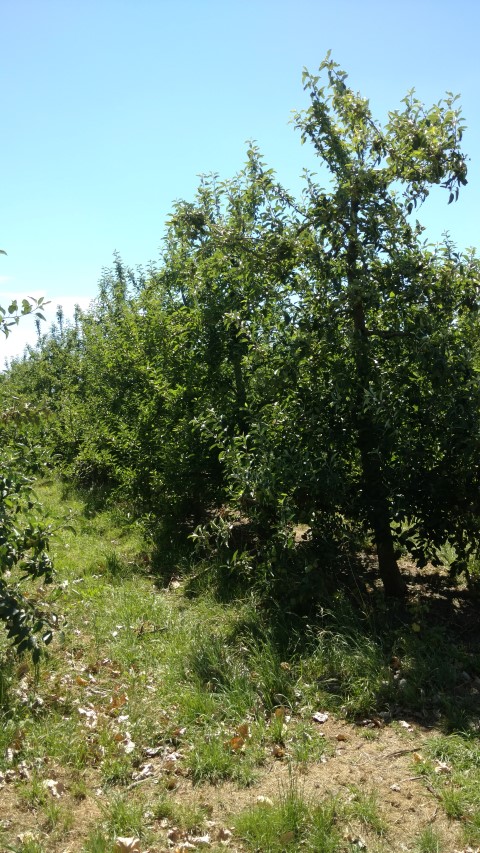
left=151, top=795, right=207, bottom=832
left=289, top=721, right=330, bottom=764
left=102, top=550, right=136, bottom=584
left=235, top=777, right=342, bottom=853
left=346, top=786, right=387, bottom=836
left=188, top=736, right=239, bottom=785
left=42, top=800, right=73, bottom=834
left=235, top=781, right=308, bottom=852
left=18, top=773, right=48, bottom=810
left=415, top=825, right=444, bottom=852
left=100, top=793, right=145, bottom=837
left=82, top=828, right=112, bottom=853
left=13, top=839, right=45, bottom=853
left=420, top=734, right=480, bottom=845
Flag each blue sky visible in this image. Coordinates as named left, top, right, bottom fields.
left=1, top=0, right=479, bottom=360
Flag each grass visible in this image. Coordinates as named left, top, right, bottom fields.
left=415, top=732, right=480, bottom=846
left=0, top=477, right=479, bottom=852
left=235, top=778, right=343, bottom=853
left=415, top=826, right=444, bottom=853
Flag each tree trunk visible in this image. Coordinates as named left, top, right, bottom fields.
left=347, top=192, right=406, bottom=598
left=357, top=432, right=407, bottom=597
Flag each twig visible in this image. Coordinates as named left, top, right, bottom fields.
left=384, top=747, right=422, bottom=758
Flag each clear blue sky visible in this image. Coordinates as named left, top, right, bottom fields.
left=1, top=0, right=479, bottom=359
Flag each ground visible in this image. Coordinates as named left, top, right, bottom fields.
left=0, top=481, right=479, bottom=853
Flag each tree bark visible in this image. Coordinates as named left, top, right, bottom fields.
left=357, top=428, right=407, bottom=597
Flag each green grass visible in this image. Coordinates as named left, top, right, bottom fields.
left=345, top=786, right=387, bottom=836
left=415, top=826, right=445, bottom=853
left=235, top=778, right=343, bottom=853
left=417, top=733, right=480, bottom=846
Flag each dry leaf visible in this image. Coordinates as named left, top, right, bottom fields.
left=75, top=676, right=89, bottom=686
left=216, top=827, right=233, bottom=844
left=237, top=723, right=249, bottom=738
left=132, top=763, right=155, bottom=781
left=312, top=711, right=329, bottom=724
left=226, top=736, right=244, bottom=752
left=434, top=760, right=452, bottom=774
left=168, top=829, right=184, bottom=843
left=336, top=733, right=348, bottom=742
left=108, top=693, right=128, bottom=711
left=190, top=834, right=211, bottom=846
left=121, top=734, right=136, bottom=754
left=113, top=839, right=141, bottom=853
left=78, top=706, right=98, bottom=729
left=343, top=830, right=366, bottom=848
left=144, top=745, right=163, bottom=757
left=413, top=752, right=424, bottom=763
left=171, top=726, right=187, bottom=739
left=280, top=661, right=291, bottom=671
left=44, top=778, right=65, bottom=797
left=272, top=744, right=286, bottom=759
left=16, top=833, right=39, bottom=844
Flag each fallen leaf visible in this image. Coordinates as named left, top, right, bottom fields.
left=190, top=834, right=211, bottom=846
left=78, top=706, right=98, bottom=729
left=17, top=832, right=39, bottom=844
left=121, top=734, right=136, bottom=754
left=168, top=829, right=184, bottom=843
left=225, top=736, right=244, bottom=752
left=108, top=693, right=128, bottom=712
left=216, top=827, right=233, bottom=844
left=434, top=760, right=452, bottom=774
left=343, top=830, right=366, bottom=848
left=132, top=763, right=155, bottom=781
left=312, top=711, right=329, bottom=724
left=144, top=745, right=163, bottom=757
left=113, top=839, right=141, bottom=853
left=171, top=726, right=187, bottom=739
left=256, top=795, right=274, bottom=806
left=272, top=744, right=286, bottom=759
left=237, top=723, right=249, bottom=738
left=44, top=778, right=65, bottom=797
left=336, top=733, right=348, bottom=742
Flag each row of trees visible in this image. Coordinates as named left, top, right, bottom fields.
left=2, top=57, right=480, bottom=621
left=0, top=287, right=57, bottom=659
